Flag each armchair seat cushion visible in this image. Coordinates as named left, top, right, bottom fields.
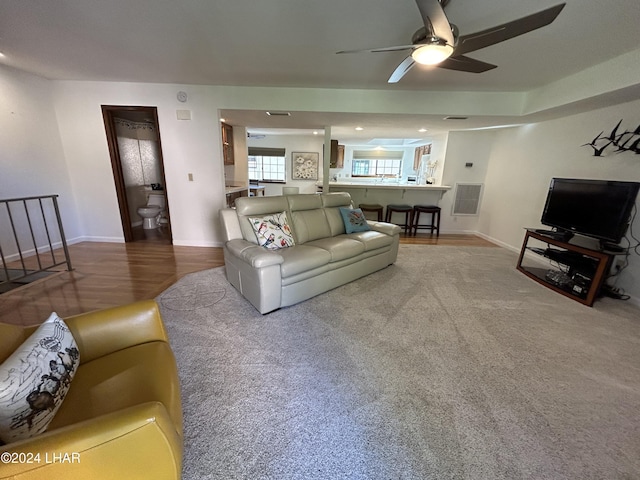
left=47, top=341, right=182, bottom=434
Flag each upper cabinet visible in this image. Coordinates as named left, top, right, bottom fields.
left=221, top=123, right=234, bottom=165
left=329, top=140, right=345, bottom=168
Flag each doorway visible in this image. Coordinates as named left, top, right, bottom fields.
left=102, top=105, right=172, bottom=244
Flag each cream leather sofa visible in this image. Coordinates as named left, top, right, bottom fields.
left=219, top=192, right=401, bottom=314
left=0, top=301, right=182, bottom=479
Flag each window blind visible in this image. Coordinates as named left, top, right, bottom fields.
left=248, top=147, right=286, bottom=157
left=352, top=150, right=403, bottom=160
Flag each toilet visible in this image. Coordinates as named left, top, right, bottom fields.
left=137, top=193, right=165, bottom=229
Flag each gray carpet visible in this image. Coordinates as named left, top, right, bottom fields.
left=156, top=245, right=640, bottom=480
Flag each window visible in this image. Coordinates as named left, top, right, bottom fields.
left=248, top=147, right=286, bottom=182
left=351, top=150, right=403, bottom=177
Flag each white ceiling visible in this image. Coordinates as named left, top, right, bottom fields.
left=2, top=0, right=640, bottom=144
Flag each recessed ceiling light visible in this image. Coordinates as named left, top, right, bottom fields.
left=0, top=52, right=5, bottom=58
left=355, top=127, right=364, bottom=131
left=418, top=128, right=427, bottom=133
left=313, top=131, right=319, bottom=135
left=219, top=118, right=226, bottom=122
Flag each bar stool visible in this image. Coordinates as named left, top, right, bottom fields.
left=385, top=204, right=413, bottom=234
left=359, top=203, right=384, bottom=221
left=412, top=205, right=441, bottom=237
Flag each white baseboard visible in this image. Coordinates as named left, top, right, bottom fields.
left=69, top=235, right=125, bottom=244
left=172, top=239, right=224, bottom=248
left=1, top=235, right=126, bottom=262
left=473, top=231, right=520, bottom=252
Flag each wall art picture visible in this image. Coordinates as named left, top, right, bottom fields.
left=582, top=119, right=640, bottom=156
left=291, top=152, right=319, bottom=180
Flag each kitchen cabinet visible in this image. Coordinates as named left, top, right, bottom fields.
left=221, top=123, right=234, bottom=165
left=328, top=140, right=344, bottom=168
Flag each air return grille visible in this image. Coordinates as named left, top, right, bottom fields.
left=452, top=183, right=483, bottom=215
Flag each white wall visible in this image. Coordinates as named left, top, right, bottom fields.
left=439, top=129, right=497, bottom=234
left=479, top=99, right=640, bottom=301
left=51, top=81, right=225, bottom=246
left=0, top=65, right=81, bottom=249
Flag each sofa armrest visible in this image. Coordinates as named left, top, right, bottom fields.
left=219, top=208, right=243, bottom=242
left=368, top=221, right=402, bottom=236
left=64, top=300, right=169, bottom=364
left=0, top=402, right=181, bottom=480
left=226, top=239, right=284, bottom=268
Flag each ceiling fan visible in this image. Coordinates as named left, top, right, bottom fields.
left=337, top=0, right=566, bottom=83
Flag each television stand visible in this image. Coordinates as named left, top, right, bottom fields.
left=516, top=229, right=613, bottom=306
left=533, top=229, right=574, bottom=242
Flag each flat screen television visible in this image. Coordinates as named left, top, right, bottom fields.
left=541, top=178, right=640, bottom=244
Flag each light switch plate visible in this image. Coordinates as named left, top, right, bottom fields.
left=176, top=109, right=191, bottom=120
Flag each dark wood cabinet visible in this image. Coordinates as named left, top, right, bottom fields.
left=226, top=190, right=247, bottom=208
left=221, top=123, right=234, bottom=165
left=328, top=140, right=344, bottom=168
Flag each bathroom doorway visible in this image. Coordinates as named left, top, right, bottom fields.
left=102, top=105, right=172, bottom=244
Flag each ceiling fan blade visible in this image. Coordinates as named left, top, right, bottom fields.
left=337, top=44, right=416, bottom=54
left=455, top=3, right=566, bottom=56
left=388, top=56, right=416, bottom=83
left=438, top=55, right=497, bottom=73
left=415, top=0, right=454, bottom=45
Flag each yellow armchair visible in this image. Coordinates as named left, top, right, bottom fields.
left=0, top=300, right=183, bottom=480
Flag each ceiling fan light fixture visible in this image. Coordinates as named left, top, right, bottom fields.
left=411, top=43, right=454, bottom=65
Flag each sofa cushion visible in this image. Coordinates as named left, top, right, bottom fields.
left=339, top=207, right=371, bottom=234
left=322, top=193, right=352, bottom=236
left=235, top=196, right=290, bottom=245
left=248, top=211, right=295, bottom=250
left=347, top=230, right=395, bottom=251
left=306, top=236, right=366, bottom=262
left=0, top=313, right=80, bottom=443
left=287, top=195, right=332, bottom=244
left=278, top=245, right=332, bottom=278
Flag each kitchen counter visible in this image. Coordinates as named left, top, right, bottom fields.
left=327, top=182, right=451, bottom=191
left=225, top=185, right=248, bottom=194
left=326, top=182, right=451, bottom=205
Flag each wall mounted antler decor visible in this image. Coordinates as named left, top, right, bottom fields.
left=582, top=120, right=640, bottom=156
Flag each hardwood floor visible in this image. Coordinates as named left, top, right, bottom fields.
left=0, top=233, right=495, bottom=326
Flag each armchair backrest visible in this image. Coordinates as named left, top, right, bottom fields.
left=0, top=324, right=38, bottom=363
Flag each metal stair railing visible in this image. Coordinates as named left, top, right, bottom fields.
left=0, top=195, right=73, bottom=292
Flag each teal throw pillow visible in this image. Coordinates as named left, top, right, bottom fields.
left=339, top=207, right=371, bottom=234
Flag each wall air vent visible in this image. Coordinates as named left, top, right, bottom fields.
left=452, top=183, right=483, bottom=215
left=444, top=116, right=469, bottom=120
left=266, top=111, right=291, bottom=116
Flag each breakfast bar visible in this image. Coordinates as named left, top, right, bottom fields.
left=326, top=181, right=451, bottom=207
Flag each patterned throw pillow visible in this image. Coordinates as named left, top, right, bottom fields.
left=248, top=211, right=296, bottom=250
left=339, top=207, right=372, bottom=234
left=0, top=313, right=80, bottom=443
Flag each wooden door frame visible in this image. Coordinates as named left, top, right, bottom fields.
left=101, top=105, right=172, bottom=243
